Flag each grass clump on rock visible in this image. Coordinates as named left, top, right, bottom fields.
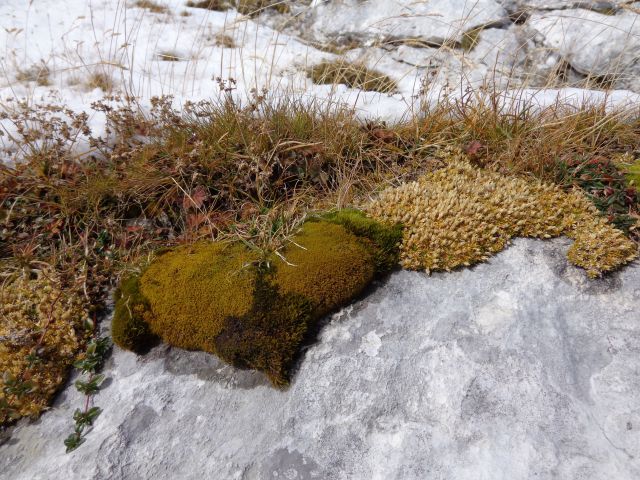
left=112, top=214, right=400, bottom=385
left=368, top=153, right=638, bottom=278
left=308, top=60, right=398, bottom=94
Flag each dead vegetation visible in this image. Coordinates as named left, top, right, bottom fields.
left=308, top=59, right=398, bottom=94
left=157, top=51, right=182, bottom=61
left=85, top=71, right=114, bottom=92
left=134, top=0, right=170, bottom=14
left=215, top=33, right=236, bottom=48
left=15, top=64, right=51, bottom=86
left=185, top=0, right=288, bottom=15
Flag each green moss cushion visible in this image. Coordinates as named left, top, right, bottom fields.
left=274, top=221, right=376, bottom=317
left=111, top=213, right=401, bottom=385
left=140, top=242, right=258, bottom=352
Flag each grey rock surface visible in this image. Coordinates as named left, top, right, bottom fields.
left=1, top=238, right=640, bottom=479
left=527, top=9, right=640, bottom=90
left=266, top=1, right=640, bottom=93
left=297, top=0, right=509, bottom=46
left=496, top=0, right=625, bottom=15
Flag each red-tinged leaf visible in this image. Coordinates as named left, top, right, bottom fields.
left=45, top=218, right=63, bottom=235
left=182, top=185, right=208, bottom=210
left=125, top=225, right=144, bottom=233
left=464, top=140, right=484, bottom=156
left=186, top=213, right=207, bottom=229
left=371, top=128, right=396, bottom=142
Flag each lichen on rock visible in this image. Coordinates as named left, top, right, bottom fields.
left=367, top=155, right=638, bottom=277
left=111, top=214, right=401, bottom=385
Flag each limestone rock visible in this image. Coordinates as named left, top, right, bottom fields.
left=1, top=238, right=639, bottom=479
left=497, top=0, right=624, bottom=16
left=299, top=0, right=509, bottom=47
left=528, top=9, right=640, bottom=91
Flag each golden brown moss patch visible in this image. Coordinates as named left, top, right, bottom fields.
left=112, top=215, right=400, bottom=385
left=367, top=157, right=637, bottom=277
left=1, top=268, right=88, bottom=424
left=214, top=268, right=313, bottom=386
left=320, top=209, right=403, bottom=274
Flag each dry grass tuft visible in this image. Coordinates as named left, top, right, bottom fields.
left=215, top=33, right=237, bottom=48
left=134, top=0, right=169, bottom=13
left=157, top=51, right=182, bottom=61
left=308, top=60, right=398, bottom=94
left=185, top=0, right=288, bottom=15
left=186, top=0, right=232, bottom=11
left=15, top=64, right=51, bottom=86
left=85, top=71, right=114, bottom=92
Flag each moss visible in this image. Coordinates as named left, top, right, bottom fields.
left=625, top=158, right=640, bottom=188
left=319, top=209, right=402, bottom=274
left=112, top=276, right=158, bottom=354
left=139, top=242, right=259, bottom=352
left=273, top=221, right=377, bottom=317
left=368, top=154, right=638, bottom=278
left=112, top=215, right=394, bottom=385
left=215, top=267, right=313, bottom=386
left=1, top=267, right=88, bottom=425
left=308, top=60, right=398, bottom=94
left=460, top=26, right=483, bottom=52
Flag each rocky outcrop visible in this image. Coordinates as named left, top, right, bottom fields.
left=1, top=238, right=639, bottom=479
left=520, top=9, right=640, bottom=90
left=266, top=1, right=640, bottom=93
left=497, top=0, right=625, bottom=16
left=298, top=0, right=509, bottom=47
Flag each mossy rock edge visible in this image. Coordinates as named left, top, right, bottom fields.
left=111, top=276, right=159, bottom=354
left=111, top=213, right=400, bottom=385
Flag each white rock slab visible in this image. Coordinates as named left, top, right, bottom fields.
left=528, top=9, right=640, bottom=90
left=1, top=238, right=639, bottom=479
left=497, top=0, right=624, bottom=15
left=300, top=0, right=508, bottom=46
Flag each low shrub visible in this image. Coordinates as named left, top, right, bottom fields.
left=556, top=155, right=639, bottom=233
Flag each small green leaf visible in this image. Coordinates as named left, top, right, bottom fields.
left=64, top=433, right=84, bottom=453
